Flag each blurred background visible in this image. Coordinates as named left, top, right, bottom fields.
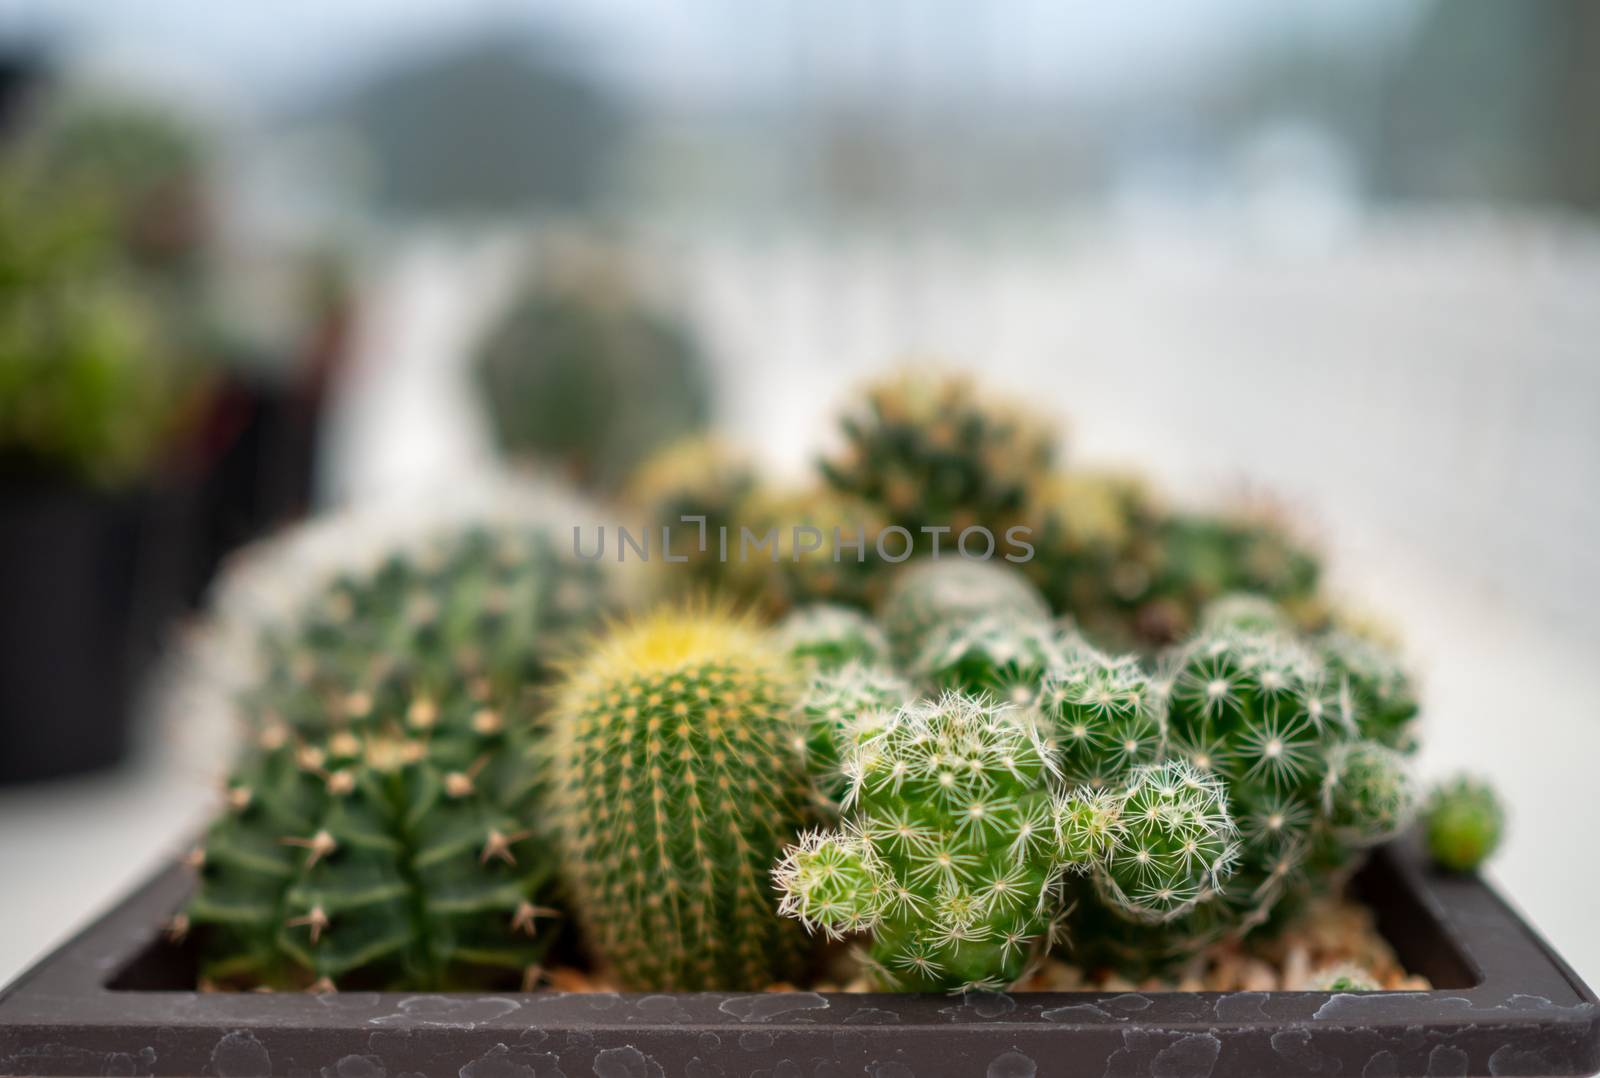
left=1, top=0, right=1597, bottom=990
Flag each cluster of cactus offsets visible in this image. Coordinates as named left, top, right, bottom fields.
left=187, top=516, right=615, bottom=990
left=820, top=370, right=1055, bottom=541
left=474, top=253, right=712, bottom=493
left=775, top=693, right=1104, bottom=992
left=1036, top=647, right=1166, bottom=789
left=878, top=558, right=1051, bottom=666
left=911, top=611, right=1067, bottom=708
left=550, top=606, right=813, bottom=990
left=1424, top=775, right=1505, bottom=873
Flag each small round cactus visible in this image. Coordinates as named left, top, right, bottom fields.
left=878, top=559, right=1050, bottom=666
left=551, top=605, right=812, bottom=990
left=910, top=611, right=1066, bottom=708
left=776, top=603, right=889, bottom=671
left=1321, top=741, right=1419, bottom=848
left=820, top=369, right=1055, bottom=542
left=776, top=693, right=1096, bottom=992
left=1424, top=775, right=1504, bottom=873
left=1094, top=761, right=1239, bottom=924
left=1319, top=630, right=1420, bottom=753
left=1310, top=963, right=1381, bottom=992
left=1036, top=647, right=1167, bottom=789
left=794, top=661, right=913, bottom=806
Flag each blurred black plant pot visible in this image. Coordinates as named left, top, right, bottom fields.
left=0, top=842, right=1595, bottom=1076
left=0, top=477, right=180, bottom=784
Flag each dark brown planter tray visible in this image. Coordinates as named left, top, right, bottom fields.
left=2, top=839, right=1595, bottom=1077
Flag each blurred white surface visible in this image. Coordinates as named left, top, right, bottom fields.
left=1, top=214, right=1596, bottom=990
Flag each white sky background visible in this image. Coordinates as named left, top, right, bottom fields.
left=0, top=0, right=1424, bottom=117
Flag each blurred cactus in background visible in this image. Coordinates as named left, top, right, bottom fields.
left=1424, top=775, right=1504, bottom=874
left=475, top=244, right=712, bottom=493
left=624, top=434, right=757, bottom=594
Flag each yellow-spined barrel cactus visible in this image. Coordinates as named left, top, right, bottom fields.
left=821, top=370, right=1054, bottom=541
left=188, top=516, right=613, bottom=991
left=550, top=606, right=813, bottom=990
left=775, top=693, right=1109, bottom=992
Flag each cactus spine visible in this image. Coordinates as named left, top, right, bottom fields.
left=551, top=606, right=812, bottom=990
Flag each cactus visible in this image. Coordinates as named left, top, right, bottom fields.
left=550, top=605, right=812, bottom=990
left=1201, top=592, right=1296, bottom=636
left=185, top=514, right=613, bottom=990
left=1319, top=630, right=1420, bottom=753
left=1093, top=761, right=1239, bottom=924
left=910, top=610, right=1067, bottom=708
left=474, top=252, right=712, bottom=493
left=1425, top=776, right=1504, bottom=873
left=1321, top=741, right=1419, bottom=847
left=1036, top=646, right=1167, bottom=789
left=777, top=604, right=889, bottom=671
left=624, top=434, right=758, bottom=594
left=878, top=558, right=1051, bottom=666
left=1020, top=470, right=1168, bottom=651
left=725, top=484, right=889, bottom=615
left=775, top=692, right=1106, bottom=991
left=794, top=661, right=912, bottom=805
left=820, top=370, right=1055, bottom=543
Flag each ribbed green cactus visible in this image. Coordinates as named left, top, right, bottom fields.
left=794, top=661, right=911, bottom=806
left=187, top=517, right=610, bottom=990
left=820, top=370, right=1055, bottom=542
left=775, top=692, right=1105, bottom=992
left=1037, top=645, right=1167, bottom=789
left=551, top=606, right=812, bottom=990
left=1425, top=775, right=1504, bottom=873
left=878, top=559, right=1051, bottom=666
left=776, top=603, right=889, bottom=671
left=1093, top=761, right=1239, bottom=924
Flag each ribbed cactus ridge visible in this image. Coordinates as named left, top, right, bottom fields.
left=910, top=611, right=1066, bottom=708
left=879, top=559, right=1051, bottom=666
left=777, top=693, right=1097, bottom=992
left=820, top=370, right=1055, bottom=541
left=1094, top=761, right=1239, bottom=924
left=187, top=518, right=610, bottom=991
left=1321, top=741, right=1418, bottom=847
left=190, top=718, right=555, bottom=991
left=1037, top=647, right=1167, bottom=789
left=551, top=606, right=812, bottom=990
left=795, top=662, right=912, bottom=805
left=1319, top=630, right=1420, bottom=753
left=1424, top=775, right=1504, bottom=873
left=777, top=603, right=890, bottom=671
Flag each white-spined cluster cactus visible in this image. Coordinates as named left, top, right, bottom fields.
left=1037, top=645, right=1167, bottom=789
left=878, top=558, right=1050, bottom=666
left=775, top=693, right=1107, bottom=991
left=912, top=611, right=1067, bottom=708
left=794, top=661, right=912, bottom=807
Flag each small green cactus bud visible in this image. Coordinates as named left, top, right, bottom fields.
left=794, top=662, right=913, bottom=805
left=772, top=828, right=881, bottom=939
left=1425, top=775, right=1504, bottom=873
left=911, top=611, right=1065, bottom=708
left=1321, top=740, right=1418, bottom=847
left=1310, top=963, right=1381, bottom=992
left=552, top=605, right=812, bottom=990
left=1095, top=761, right=1239, bottom=924
left=878, top=559, right=1050, bottom=666
left=1037, top=647, right=1166, bottom=789
left=777, top=603, right=889, bottom=670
